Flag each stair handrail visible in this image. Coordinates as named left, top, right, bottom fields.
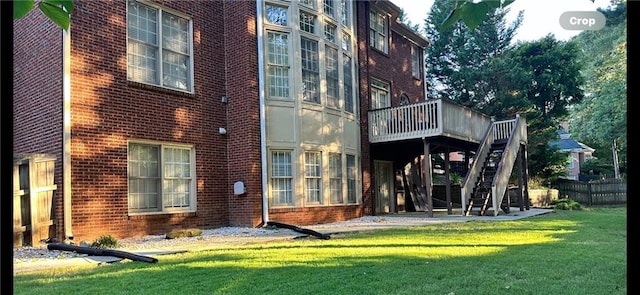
left=490, top=114, right=527, bottom=215
left=460, top=117, right=496, bottom=214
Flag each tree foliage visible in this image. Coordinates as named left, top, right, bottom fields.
left=425, top=0, right=587, bottom=181
left=13, top=0, right=73, bottom=30
left=569, top=1, right=627, bottom=178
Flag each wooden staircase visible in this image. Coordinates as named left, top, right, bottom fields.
left=465, top=139, right=511, bottom=216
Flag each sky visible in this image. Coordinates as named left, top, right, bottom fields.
left=390, top=0, right=612, bottom=43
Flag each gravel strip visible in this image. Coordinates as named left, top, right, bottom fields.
left=13, top=216, right=405, bottom=264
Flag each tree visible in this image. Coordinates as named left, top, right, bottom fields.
left=13, top=0, right=73, bottom=30
left=424, top=0, right=522, bottom=108
left=570, top=1, right=627, bottom=179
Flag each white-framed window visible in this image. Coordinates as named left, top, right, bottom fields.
left=298, top=0, right=316, bottom=9
left=127, top=0, right=193, bottom=92
left=128, top=141, right=195, bottom=214
left=369, top=10, right=388, bottom=53
left=325, top=46, right=339, bottom=108
left=299, top=11, right=317, bottom=34
left=411, top=44, right=421, bottom=78
left=271, top=151, right=293, bottom=205
left=340, top=0, right=350, bottom=26
left=323, top=21, right=337, bottom=43
left=343, top=54, right=354, bottom=113
left=301, top=37, right=320, bottom=103
left=329, top=153, right=342, bottom=204
left=371, top=78, right=391, bottom=109
left=266, top=31, right=291, bottom=99
left=305, top=151, right=322, bottom=204
left=265, top=4, right=289, bottom=26
left=341, top=33, right=351, bottom=52
left=346, top=154, right=357, bottom=203
left=323, top=0, right=335, bottom=18
left=567, top=155, right=575, bottom=169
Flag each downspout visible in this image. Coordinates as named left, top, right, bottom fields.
left=256, top=0, right=269, bottom=226
left=62, top=26, right=73, bottom=240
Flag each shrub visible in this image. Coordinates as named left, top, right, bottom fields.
left=552, top=197, right=582, bottom=210
left=92, top=235, right=120, bottom=249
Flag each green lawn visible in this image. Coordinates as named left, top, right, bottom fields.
left=13, top=207, right=627, bottom=295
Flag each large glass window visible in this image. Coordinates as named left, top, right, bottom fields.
left=271, top=151, right=293, bottom=205
left=299, top=11, right=316, bottom=34
left=325, top=46, right=339, bottom=108
left=343, top=54, right=354, bottom=113
left=369, top=10, right=388, bottom=53
left=323, top=0, right=335, bottom=18
left=305, top=152, right=322, bottom=204
left=301, top=37, right=320, bottom=103
left=127, top=0, right=193, bottom=92
left=128, top=142, right=195, bottom=214
left=329, top=153, right=342, bottom=203
left=267, top=32, right=290, bottom=99
left=346, top=154, right=356, bottom=203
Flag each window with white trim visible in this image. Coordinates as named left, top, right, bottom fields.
left=128, top=142, right=195, bottom=214
left=411, top=44, right=421, bottom=78
left=127, top=1, right=193, bottom=92
left=329, top=153, right=342, bottom=203
left=371, top=78, right=391, bottom=109
left=325, top=46, right=339, bottom=108
left=369, top=10, right=388, bottom=53
left=340, top=0, right=350, bottom=26
left=304, top=151, right=322, bottom=204
left=323, top=0, right=335, bottom=18
left=301, top=37, right=320, bottom=103
left=346, top=154, right=357, bottom=203
left=267, top=32, right=291, bottom=99
left=343, top=54, right=354, bottom=113
left=299, top=11, right=316, bottom=34
left=271, top=151, right=293, bottom=205
left=324, top=21, right=337, bottom=43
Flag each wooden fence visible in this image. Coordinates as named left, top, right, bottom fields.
left=553, top=179, right=626, bottom=206
left=13, top=154, right=57, bottom=247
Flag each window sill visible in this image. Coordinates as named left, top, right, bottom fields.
left=127, top=80, right=196, bottom=98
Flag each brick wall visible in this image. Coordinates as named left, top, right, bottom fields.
left=66, top=0, right=229, bottom=241
left=13, top=7, right=65, bottom=242
left=223, top=1, right=265, bottom=227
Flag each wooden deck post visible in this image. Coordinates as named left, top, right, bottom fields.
left=422, top=138, right=433, bottom=217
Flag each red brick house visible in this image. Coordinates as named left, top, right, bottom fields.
left=13, top=0, right=529, bottom=244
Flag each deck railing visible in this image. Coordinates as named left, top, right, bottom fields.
left=368, top=99, right=492, bottom=143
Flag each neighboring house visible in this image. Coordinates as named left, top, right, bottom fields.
left=13, top=0, right=529, bottom=243
left=549, top=124, right=595, bottom=181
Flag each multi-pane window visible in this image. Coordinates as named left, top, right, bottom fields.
left=329, top=153, right=342, bottom=203
left=343, top=54, right=354, bottom=113
left=346, top=154, right=356, bottom=203
left=267, top=32, right=290, bottom=99
left=324, top=21, right=336, bottom=43
left=304, top=152, right=322, bottom=204
left=325, top=46, right=339, bottom=108
left=265, top=4, right=288, bottom=26
left=340, top=0, right=349, bottom=26
left=301, top=37, right=320, bottom=103
left=371, top=78, right=390, bottom=109
left=411, top=44, right=421, bottom=78
left=341, top=33, right=351, bottom=51
left=299, top=0, right=316, bottom=9
left=369, top=10, right=388, bottom=53
left=323, top=0, right=334, bottom=18
left=271, top=151, right=293, bottom=205
left=128, top=142, right=195, bottom=214
left=127, top=0, right=193, bottom=92
left=299, top=11, right=316, bottom=34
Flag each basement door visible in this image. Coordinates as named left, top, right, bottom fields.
left=374, top=160, right=395, bottom=214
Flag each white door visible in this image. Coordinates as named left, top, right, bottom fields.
left=374, top=161, right=395, bottom=214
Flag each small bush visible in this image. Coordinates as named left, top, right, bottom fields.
left=92, top=235, right=120, bottom=249
left=552, top=197, right=582, bottom=210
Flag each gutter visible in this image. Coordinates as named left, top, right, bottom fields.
left=62, top=27, right=73, bottom=240
left=256, top=0, right=269, bottom=226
